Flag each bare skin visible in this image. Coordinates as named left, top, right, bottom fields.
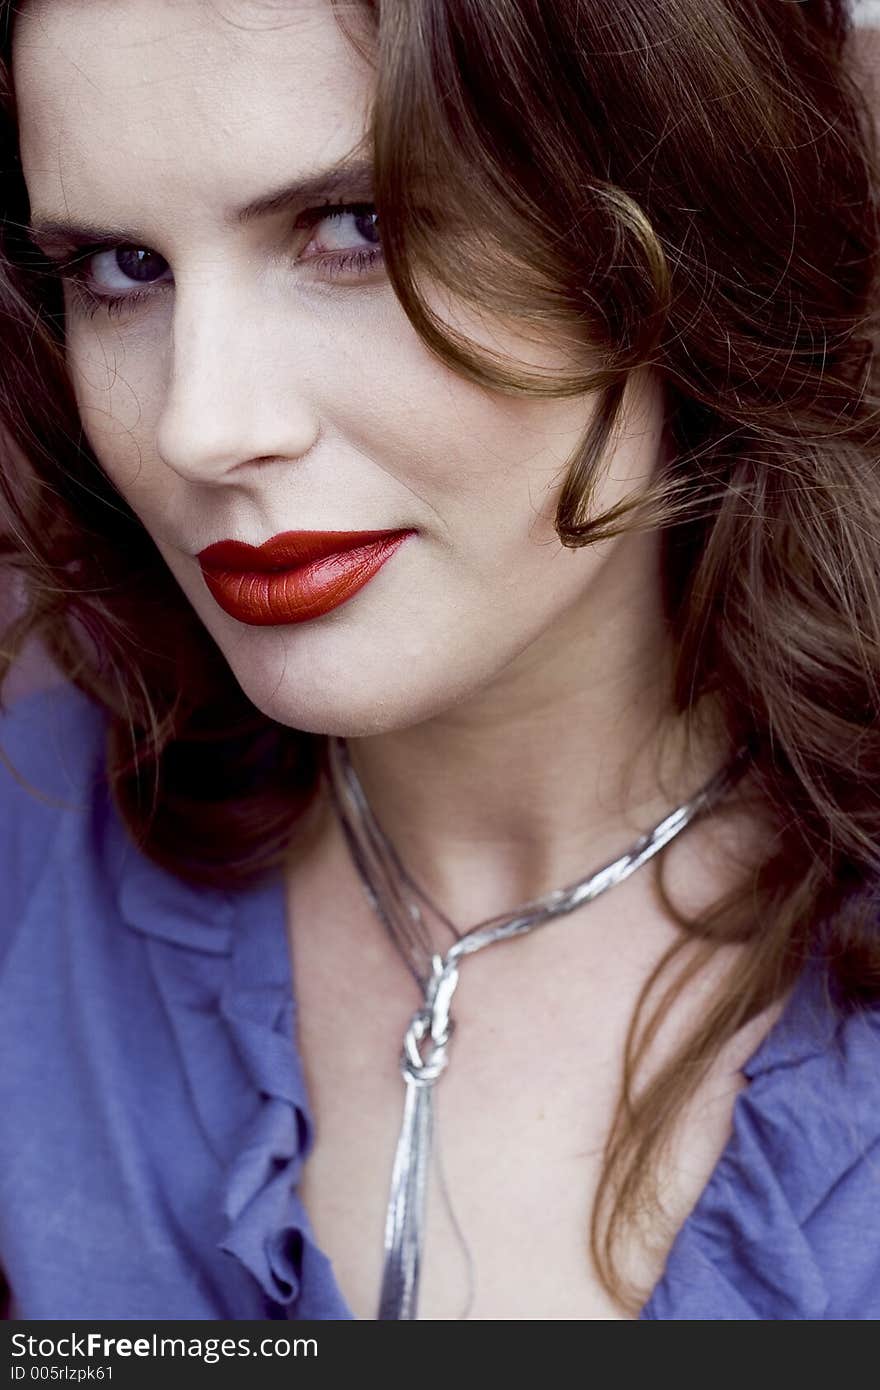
left=13, top=0, right=786, bottom=1318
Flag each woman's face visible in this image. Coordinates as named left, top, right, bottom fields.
left=14, top=0, right=668, bottom=737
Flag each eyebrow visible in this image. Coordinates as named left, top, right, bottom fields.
left=26, top=152, right=375, bottom=251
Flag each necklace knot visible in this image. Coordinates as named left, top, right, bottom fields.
left=401, top=1008, right=453, bottom=1085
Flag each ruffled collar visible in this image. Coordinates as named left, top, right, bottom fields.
left=116, top=841, right=352, bottom=1318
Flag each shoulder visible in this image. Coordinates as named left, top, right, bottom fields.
left=0, top=679, right=322, bottom=1318
left=0, top=674, right=108, bottom=774
left=644, top=964, right=880, bottom=1320
left=0, top=677, right=110, bottom=945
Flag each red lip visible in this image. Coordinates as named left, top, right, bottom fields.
left=196, top=528, right=415, bottom=626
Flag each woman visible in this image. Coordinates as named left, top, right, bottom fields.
left=0, top=0, right=878, bottom=1321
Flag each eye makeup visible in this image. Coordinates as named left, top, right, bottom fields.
left=22, top=200, right=385, bottom=319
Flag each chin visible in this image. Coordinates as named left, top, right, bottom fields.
left=226, top=653, right=484, bottom=740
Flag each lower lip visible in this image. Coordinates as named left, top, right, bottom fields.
left=199, top=532, right=413, bottom=626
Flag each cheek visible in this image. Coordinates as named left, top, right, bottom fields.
left=66, top=316, right=166, bottom=499
left=330, top=339, right=593, bottom=557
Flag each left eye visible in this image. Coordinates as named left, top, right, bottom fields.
left=308, top=205, right=381, bottom=254
left=88, top=246, right=172, bottom=291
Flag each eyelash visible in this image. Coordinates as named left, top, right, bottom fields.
left=46, top=201, right=384, bottom=320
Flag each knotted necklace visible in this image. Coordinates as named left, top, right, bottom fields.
left=325, top=734, right=748, bottom=1320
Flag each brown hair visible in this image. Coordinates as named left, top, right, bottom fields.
left=2, top=0, right=879, bottom=1311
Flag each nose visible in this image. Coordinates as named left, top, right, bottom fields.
left=155, top=275, right=320, bottom=483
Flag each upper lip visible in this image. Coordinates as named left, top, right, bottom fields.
left=196, top=528, right=414, bottom=572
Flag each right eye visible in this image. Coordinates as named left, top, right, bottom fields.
left=84, top=246, right=173, bottom=293
left=41, top=242, right=176, bottom=319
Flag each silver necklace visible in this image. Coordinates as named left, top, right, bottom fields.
left=325, top=735, right=749, bottom=1320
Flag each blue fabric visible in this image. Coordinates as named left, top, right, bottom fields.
left=1, top=680, right=878, bottom=1321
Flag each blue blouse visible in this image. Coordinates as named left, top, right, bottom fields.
left=1, top=679, right=878, bottom=1320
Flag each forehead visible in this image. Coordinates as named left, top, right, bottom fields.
left=13, top=0, right=375, bottom=233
